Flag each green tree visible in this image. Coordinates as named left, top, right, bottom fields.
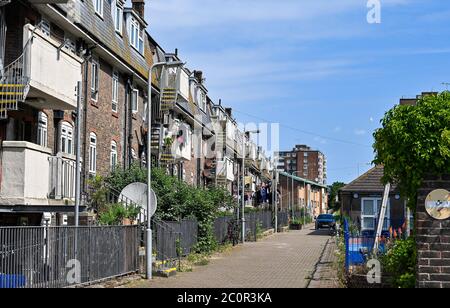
left=373, top=91, right=450, bottom=210
left=328, top=182, right=346, bottom=211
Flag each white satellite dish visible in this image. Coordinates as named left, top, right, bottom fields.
left=119, top=182, right=157, bottom=218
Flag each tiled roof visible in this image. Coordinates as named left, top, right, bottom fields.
left=56, top=1, right=152, bottom=79
left=340, top=165, right=398, bottom=192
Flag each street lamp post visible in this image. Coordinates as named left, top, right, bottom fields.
left=241, top=129, right=259, bottom=244
left=147, top=60, right=183, bottom=280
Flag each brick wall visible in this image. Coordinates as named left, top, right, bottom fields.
left=416, top=174, right=450, bottom=288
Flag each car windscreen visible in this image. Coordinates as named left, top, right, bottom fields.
left=317, top=214, right=334, bottom=220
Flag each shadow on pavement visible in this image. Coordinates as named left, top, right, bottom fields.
left=307, top=229, right=333, bottom=236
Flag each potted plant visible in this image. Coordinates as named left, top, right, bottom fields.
left=289, top=218, right=303, bottom=230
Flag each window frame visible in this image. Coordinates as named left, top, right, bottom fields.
left=40, top=18, right=51, bottom=37
left=361, top=197, right=390, bottom=231
left=89, top=132, right=97, bottom=175
left=110, top=140, right=118, bottom=170
left=59, top=121, right=73, bottom=155
left=91, top=59, right=99, bottom=102
left=129, top=16, right=144, bottom=54
left=112, top=0, right=123, bottom=34
left=131, top=88, right=139, bottom=113
left=37, top=112, right=48, bottom=147
left=94, top=0, right=104, bottom=18
left=112, top=70, right=119, bottom=112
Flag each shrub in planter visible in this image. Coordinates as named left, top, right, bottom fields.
left=289, top=218, right=303, bottom=230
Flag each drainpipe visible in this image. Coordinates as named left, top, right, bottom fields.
left=123, top=77, right=131, bottom=169
left=81, top=48, right=92, bottom=193
left=128, top=79, right=134, bottom=168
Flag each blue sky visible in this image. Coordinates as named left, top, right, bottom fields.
left=138, top=0, right=450, bottom=184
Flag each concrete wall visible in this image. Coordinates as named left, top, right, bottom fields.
left=25, top=24, right=82, bottom=110
left=1, top=141, right=51, bottom=202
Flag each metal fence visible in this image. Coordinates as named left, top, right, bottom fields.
left=277, top=211, right=289, bottom=229
left=214, top=215, right=238, bottom=245
left=0, top=226, right=139, bottom=288
left=151, top=218, right=198, bottom=262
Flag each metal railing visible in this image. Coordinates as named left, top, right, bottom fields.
left=0, top=17, right=33, bottom=119
left=0, top=225, right=139, bottom=288
left=48, top=156, right=76, bottom=200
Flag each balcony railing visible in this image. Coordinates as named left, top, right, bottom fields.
left=48, top=156, right=76, bottom=200
left=0, top=141, right=76, bottom=205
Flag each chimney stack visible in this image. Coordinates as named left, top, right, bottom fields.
left=132, top=0, right=145, bottom=19
left=194, top=70, right=203, bottom=84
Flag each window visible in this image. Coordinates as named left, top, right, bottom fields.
left=110, top=141, right=118, bottom=170
left=94, top=0, right=103, bottom=17
left=91, top=60, right=99, bottom=101
left=361, top=198, right=390, bottom=231
left=131, top=89, right=139, bottom=113
left=112, top=71, right=119, bottom=112
left=89, top=133, right=97, bottom=174
left=40, top=18, right=51, bottom=36
left=60, top=122, right=73, bottom=155
left=37, top=112, right=48, bottom=147
left=129, top=16, right=144, bottom=54
left=112, top=0, right=123, bottom=34
left=304, top=152, right=308, bottom=157
left=64, top=35, right=76, bottom=54
left=131, top=148, right=137, bottom=160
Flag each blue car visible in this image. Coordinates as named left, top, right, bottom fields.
left=315, top=214, right=336, bottom=231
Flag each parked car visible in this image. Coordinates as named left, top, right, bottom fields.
left=315, top=214, right=336, bottom=231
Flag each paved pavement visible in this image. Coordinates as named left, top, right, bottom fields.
left=307, top=237, right=342, bottom=288
left=126, top=226, right=333, bottom=288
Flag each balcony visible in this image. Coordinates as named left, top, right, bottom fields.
left=0, top=141, right=76, bottom=206
left=23, top=24, right=82, bottom=110
left=216, top=158, right=234, bottom=182
left=159, top=66, right=190, bottom=113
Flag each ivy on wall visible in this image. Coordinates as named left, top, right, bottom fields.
left=373, top=91, right=450, bottom=210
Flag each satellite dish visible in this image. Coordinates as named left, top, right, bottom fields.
left=119, top=182, right=157, bottom=218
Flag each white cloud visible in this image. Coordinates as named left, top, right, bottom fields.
left=354, top=129, right=367, bottom=136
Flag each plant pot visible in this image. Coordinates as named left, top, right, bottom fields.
left=122, top=218, right=132, bottom=226
left=289, top=223, right=302, bottom=230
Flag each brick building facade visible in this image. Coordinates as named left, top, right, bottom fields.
left=277, top=144, right=327, bottom=185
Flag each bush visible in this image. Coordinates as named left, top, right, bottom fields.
left=106, top=164, right=236, bottom=253
left=381, top=237, right=416, bottom=288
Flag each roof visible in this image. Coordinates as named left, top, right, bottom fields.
left=279, top=172, right=328, bottom=189
left=56, top=1, right=152, bottom=79
left=340, top=165, right=397, bottom=193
